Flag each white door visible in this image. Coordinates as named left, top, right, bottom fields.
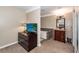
left=72, top=10, right=78, bottom=53
left=77, top=13, right=79, bottom=52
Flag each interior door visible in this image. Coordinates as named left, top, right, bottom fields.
left=72, top=9, right=78, bottom=53
left=77, top=13, right=79, bottom=52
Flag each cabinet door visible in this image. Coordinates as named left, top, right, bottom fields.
left=55, top=30, right=60, bottom=41
left=54, top=30, right=65, bottom=42
left=60, top=31, right=65, bottom=42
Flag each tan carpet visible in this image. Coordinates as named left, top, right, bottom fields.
left=0, top=39, right=74, bottom=53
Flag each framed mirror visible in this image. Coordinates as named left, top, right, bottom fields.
left=56, top=16, right=65, bottom=29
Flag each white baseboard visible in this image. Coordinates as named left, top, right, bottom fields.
left=0, top=41, right=41, bottom=49
left=0, top=41, right=18, bottom=49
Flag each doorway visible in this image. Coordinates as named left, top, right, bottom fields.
left=40, top=6, right=74, bottom=53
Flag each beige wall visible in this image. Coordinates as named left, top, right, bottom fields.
left=64, top=12, right=73, bottom=40
left=41, top=16, right=56, bottom=29
left=0, top=7, right=26, bottom=48
left=26, top=8, right=41, bottom=46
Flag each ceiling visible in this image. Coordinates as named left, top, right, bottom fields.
left=41, top=6, right=73, bottom=16
left=41, top=6, right=62, bottom=15
left=16, top=6, right=73, bottom=16
left=16, top=6, right=39, bottom=12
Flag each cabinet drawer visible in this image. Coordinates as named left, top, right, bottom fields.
left=18, top=36, right=28, bottom=41
left=18, top=42, right=29, bottom=51
left=18, top=34, right=26, bottom=38
left=18, top=38, right=28, bottom=45
left=18, top=34, right=28, bottom=41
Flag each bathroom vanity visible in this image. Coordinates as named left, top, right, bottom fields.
left=54, top=29, right=65, bottom=43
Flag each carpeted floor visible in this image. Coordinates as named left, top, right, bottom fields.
left=0, top=39, right=74, bottom=53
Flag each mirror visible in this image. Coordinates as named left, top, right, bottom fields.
left=56, top=16, right=65, bottom=29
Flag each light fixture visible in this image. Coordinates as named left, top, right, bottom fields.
left=18, top=20, right=27, bottom=32
left=18, top=26, right=25, bottom=32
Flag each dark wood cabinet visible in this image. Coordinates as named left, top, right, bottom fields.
left=54, top=30, right=65, bottom=43
left=18, top=32, right=37, bottom=52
